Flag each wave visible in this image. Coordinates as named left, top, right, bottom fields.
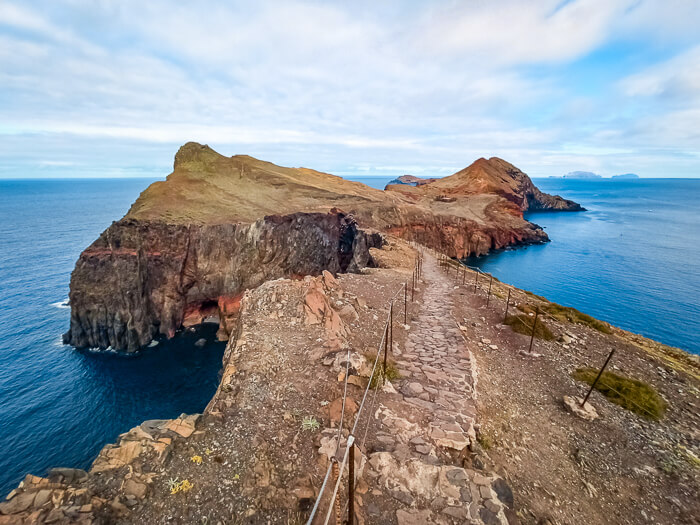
left=50, top=299, right=70, bottom=309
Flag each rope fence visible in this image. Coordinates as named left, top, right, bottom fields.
left=306, top=250, right=423, bottom=525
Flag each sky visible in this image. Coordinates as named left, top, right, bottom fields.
left=1, top=0, right=699, bottom=179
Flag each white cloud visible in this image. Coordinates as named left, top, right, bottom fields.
left=0, top=0, right=698, bottom=178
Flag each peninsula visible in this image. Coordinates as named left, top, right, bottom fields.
left=62, top=143, right=582, bottom=353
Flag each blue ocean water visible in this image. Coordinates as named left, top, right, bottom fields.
left=0, top=177, right=698, bottom=497
left=0, top=179, right=225, bottom=496
left=465, top=179, right=700, bottom=355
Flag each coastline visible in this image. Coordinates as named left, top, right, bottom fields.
left=2, top=242, right=698, bottom=524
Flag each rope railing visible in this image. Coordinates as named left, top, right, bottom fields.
left=425, top=243, right=660, bottom=425
left=307, top=250, right=423, bottom=525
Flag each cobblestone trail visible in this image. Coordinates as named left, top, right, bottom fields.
left=367, top=253, right=513, bottom=524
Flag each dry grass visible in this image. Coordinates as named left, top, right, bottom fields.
left=572, top=368, right=667, bottom=420
left=504, top=314, right=554, bottom=340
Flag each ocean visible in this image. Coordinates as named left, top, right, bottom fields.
left=348, top=176, right=700, bottom=354
left=0, top=179, right=225, bottom=496
left=0, top=176, right=698, bottom=496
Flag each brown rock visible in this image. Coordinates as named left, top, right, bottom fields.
left=122, top=479, right=148, bottom=500
left=0, top=492, right=35, bottom=515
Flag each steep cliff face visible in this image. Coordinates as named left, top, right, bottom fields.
left=63, top=212, right=378, bottom=352
left=64, top=143, right=581, bottom=351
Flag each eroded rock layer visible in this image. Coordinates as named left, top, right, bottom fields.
left=63, top=212, right=378, bottom=352
left=64, top=143, right=582, bottom=351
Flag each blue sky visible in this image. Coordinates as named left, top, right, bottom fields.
left=0, top=0, right=699, bottom=179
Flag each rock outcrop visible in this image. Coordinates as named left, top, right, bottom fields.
left=64, top=143, right=582, bottom=352
left=386, top=157, right=584, bottom=212
left=63, top=212, right=377, bottom=352
left=385, top=175, right=438, bottom=188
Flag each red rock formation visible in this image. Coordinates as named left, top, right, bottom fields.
left=64, top=143, right=581, bottom=351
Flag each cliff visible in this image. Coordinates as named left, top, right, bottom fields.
left=64, top=143, right=582, bottom=352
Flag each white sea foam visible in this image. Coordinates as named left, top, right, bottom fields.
left=51, top=299, right=70, bottom=309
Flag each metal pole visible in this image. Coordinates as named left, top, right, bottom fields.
left=486, top=275, right=493, bottom=306
left=528, top=306, right=539, bottom=353
left=411, top=270, right=415, bottom=301
left=503, top=289, right=511, bottom=322
left=382, top=321, right=389, bottom=382
left=389, top=301, right=393, bottom=364
left=474, top=271, right=478, bottom=293
left=582, top=349, right=616, bottom=407
left=348, top=441, right=355, bottom=525
left=404, top=282, right=407, bottom=325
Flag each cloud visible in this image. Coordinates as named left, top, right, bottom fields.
left=0, top=0, right=698, bottom=179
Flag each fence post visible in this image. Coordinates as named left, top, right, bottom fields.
left=503, top=289, right=511, bottom=322
left=582, top=349, right=616, bottom=407
left=474, top=271, right=478, bottom=293
left=462, top=266, right=466, bottom=285
left=348, top=441, right=355, bottom=525
left=486, top=275, right=493, bottom=306
left=411, top=270, right=415, bottom=301
left=382, top=321, right=389, bottom=382
left=404, top=282, right=407, bottom=325
left=528, top=306, right=539, bottom=353
left=389, top=301, right=393, bottom=364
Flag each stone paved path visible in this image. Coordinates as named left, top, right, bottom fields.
left=365, top=254, right=512, bottom=524
left=399, top=254, right=478, bottom=452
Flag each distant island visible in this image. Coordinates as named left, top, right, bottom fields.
left=554, top=171, right=640, bottom=180
left=563, top=171, right=602, bottom=179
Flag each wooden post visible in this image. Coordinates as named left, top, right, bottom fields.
left=348, top=441, right=355, bottom=525
left=582, top=349, right=616, bottom=407
left=503, top=289, right=511, bottom=322
left=528, top=306, right=539, bottom=354
left=486, top=275, right=493, bottom=306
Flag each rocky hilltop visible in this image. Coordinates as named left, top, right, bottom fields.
left=63, top=143, right=582, bottom=352
left=385, top=175, right=438, bottom=187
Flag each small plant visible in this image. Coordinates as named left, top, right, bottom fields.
left=204, top=448, right=212, bottom=456
left=572, top=368, right=667, bottom=420
left=190, top=455, right=203, bottom=465
left=477, top=434, right=493, bottom=450
left=301, top=416, right=320, bottom=432
left=166, top=477, right=180, bottom=492
left=170, top=479, right=194, bottom=494
left=365, top=353, right=402, bottom=389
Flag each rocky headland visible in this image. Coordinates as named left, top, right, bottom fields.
left=63, top=143, right=582, bottom=353
left=6, top=144, right=696, bottom=525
